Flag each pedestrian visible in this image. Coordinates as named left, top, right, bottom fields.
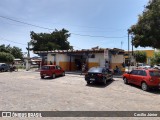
left=122, top=62, right=125, bottom=68
left=81, top=63, right=86, bottom=75
left=105, top=61, right=109, bottom=70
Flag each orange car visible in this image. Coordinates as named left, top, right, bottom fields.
left=123, top=69, right=160, bottom=91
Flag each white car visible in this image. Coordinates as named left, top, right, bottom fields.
left=154, top=64, right=160, bottom=69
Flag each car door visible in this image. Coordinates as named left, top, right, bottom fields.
left=134, top=70, right=147, bottom=86
left=55, top=66, right=62, bottom=76
left=129, top=70, right=138, bottom=84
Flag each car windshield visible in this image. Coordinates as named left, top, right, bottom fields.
left=41, top=66, right=50, bottom=70
left=88, top=67, right=103, bottom=73
left=149, top=71, right=160, bottom=77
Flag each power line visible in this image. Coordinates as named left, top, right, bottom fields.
left=0, top=15, right=127, bottom=39
left=71, top=33, right=127, bottom=38
left=0, top=16, right=54, bottom=30
left=0, top=36, right=27, bottom=46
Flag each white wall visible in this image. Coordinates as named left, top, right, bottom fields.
left=88, top=53, right=105, bottom=67
left=47, top=54, right=54, bottom=62
left=111, top=55, right=124, bottom=63
left=47, top=53, right=74, bottom=65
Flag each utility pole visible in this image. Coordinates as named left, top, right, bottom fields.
left=26, top=42, right=30, bottom=71
left=128, top=30, right=130, bottom=73
left=27, top=42, right=30, bottom=58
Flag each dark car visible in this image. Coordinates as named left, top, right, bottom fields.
left=40, top=65, right=65, bottom=79
left=85, top=67, right=113, bottom=85
left=123, top=69, right=160, bottom=91
left=0, top=63, right=10, bottom=72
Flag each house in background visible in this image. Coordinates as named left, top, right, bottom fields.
left=124, top=49, right=155, bottom=66
left=34, top=47, right=125, bottom=71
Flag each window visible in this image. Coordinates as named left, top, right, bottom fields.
left=149, top=71, right=160, bottom=77
left=51, top=66, right=55, bottom=69
left=102, top=69, right=108, bottom=74
left=137, top=70, right=147, bottom=76
left=130, top=70, right=138, bottom=75
left=56, top=66, right=61, bottom=70
left=41, top=66, right=50, bottom=70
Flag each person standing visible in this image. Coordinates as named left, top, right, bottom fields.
left=105, top=61, right=109, bottom=69
left=81, top=63, right=86, bottom=75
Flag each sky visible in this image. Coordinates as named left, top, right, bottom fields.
left=0, top=0, right=151, bottom=57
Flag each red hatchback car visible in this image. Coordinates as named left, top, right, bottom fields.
left=40, top=65, right=65, bottom=79
left=123, top=69, right=160, bottom=91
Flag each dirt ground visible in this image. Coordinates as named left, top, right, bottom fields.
left=0, top=71, right=160, bottom=120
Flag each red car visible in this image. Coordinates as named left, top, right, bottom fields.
left=123, top=69, right=160, bottom=91
left=40, top=65, right=65, bottom=79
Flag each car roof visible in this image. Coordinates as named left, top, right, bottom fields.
left=133, top=68, right=159, bottom=71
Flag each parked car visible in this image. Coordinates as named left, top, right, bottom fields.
left=0, top=63, right=10, bottom=72
left=154, top=64, right=160, bottom=70
left=40, top=65, right=65, bottom=79
left=85, top=67, right=113, bottom=85
left=123, top=69, right=160, bottom=91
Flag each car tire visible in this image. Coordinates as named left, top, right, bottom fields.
left=15, top=68, right=18, bottom=72
left=103, top=78, right=107, bottom=85
left=62, top=72, right=65, bottom=76
left=123, top=78, right=128, bottom=84
left=52, top=74, right=56, bottom=79
left=141, top=82, right=149, bottom=91
left=1, top=68, right=4, bottom=72
left=41, top=76, right=44, bottom=79
left=110, top=75, right=113, bottom=81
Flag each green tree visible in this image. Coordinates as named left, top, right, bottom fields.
left=0, top=52, right=14, bottom=63
left=11, top=46, right=23, bottom=59
left=129, top=0, right=160, bottom=48
left=30, top=28, right=73, bottom=51
left=134, top=51, right=147, bottom=63
left=0, top=44, right=23, bottom=59
left=150, top=52, right=160, bottom=65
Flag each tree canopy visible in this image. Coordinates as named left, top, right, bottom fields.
left=151, top=52, right=160, bottom=65
left=0, top=52, right=14, bottom=63
left=129, top=0, right=160, bottom=48
left=30, top=28, right=73, bottom=51
left=0, top=44, right=23, bottom=59
left=134, top=51, right=147, bottom=63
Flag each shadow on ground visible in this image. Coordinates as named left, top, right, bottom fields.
left=128, top=84, right=160, bottom=94
left=86, top=79, right=115, bottom=88
left=40, top=76, right=65, bottom=80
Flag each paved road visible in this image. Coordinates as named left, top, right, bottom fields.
left=0, top=71, right=160, bottom=119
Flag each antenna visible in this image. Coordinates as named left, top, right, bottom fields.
left=121, top=41, right=123, bottom=49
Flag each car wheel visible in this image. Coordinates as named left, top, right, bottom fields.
left=110, top=75, right=113, bottom=81
left=123, top=78, right=128, bottom=84
left=41, top=76, right=44, bottom=79
left=15, top=68, right=18, bottom=72
left=141, top=82, right=149, bottom=91
left=52, top=74, right=56, bottom=79
left=103, top=77, right=107, bottom=85
left=1, top=68, right=4, bottom=72
left=62, top=72, right=65, bottom=76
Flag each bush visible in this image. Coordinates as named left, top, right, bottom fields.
left=0, top=52, right=14, bottom=63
